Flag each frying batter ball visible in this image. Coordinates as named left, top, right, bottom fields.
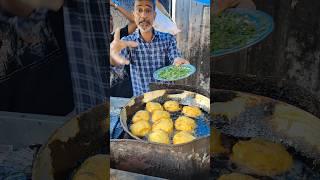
left=146, top=102, right=163, bottom=113
left=130, top=121, right=151, bottom=137
left=72, top=154, right=108, bottom=180
left=173, top=131, right=196, bottom=144
left=132, top=110, right=150, bottom=123
left=163, top=100, right=181, bottom=112
left=148, top=130, right=170, bottom=144
left=152, top=110, right=171, bottom=123
left=218, top=173, right=258, bottom=180
left=211, top=127, right=227, bottom=154
left=231, top=139, right=293, bottom=176
left=175, top=116, right=196, bottom=132
left=152, top=118, right=174, bottom=134
left=182, top=106, right=202, bottom=118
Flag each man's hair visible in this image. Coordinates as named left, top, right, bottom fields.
left=134, top=0, right=156, bottom=10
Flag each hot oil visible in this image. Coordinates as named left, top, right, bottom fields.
left=127, top=97, right=210, bottom=144
left=212, top=102, right=274, bottom=139
left=211, top=100, right=320, bottom=178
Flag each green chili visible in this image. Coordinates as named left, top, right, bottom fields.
left=211, top=13, right=256, bottom=52
left=158, top=66, right=191, bottom=81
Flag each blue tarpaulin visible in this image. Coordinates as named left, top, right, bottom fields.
left=193, top=0, right=210, bottom=5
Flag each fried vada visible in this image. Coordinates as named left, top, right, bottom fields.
left=163, top=100, right=181, bottom=112
left=173, top=131, right=196, bottom=145
left=175, top=116, right=196, bottom=132
left=146, top=102, right=163, bottom=113
left=130, top=121, right=151, bottom=137
left=182, top=106, right=202, bottom=118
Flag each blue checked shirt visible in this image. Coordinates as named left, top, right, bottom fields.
left=61, top=0, right=109, bottom=113
left=0, top=0, right=108, bottom=114
left=119, top=29, right=181, bottom=96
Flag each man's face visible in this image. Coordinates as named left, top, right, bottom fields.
left=133, top=0, right=156, bottom=33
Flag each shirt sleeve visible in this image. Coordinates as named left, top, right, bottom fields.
left=119, top=36, right=131, bottom=63
left=167, top=35, right=182, bottom=64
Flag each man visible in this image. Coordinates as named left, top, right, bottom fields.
left=112, top=0, right=189, bottom=96
left=110, top=1, right=137, bottom=98
left=0, top=0, right=108, bottom=115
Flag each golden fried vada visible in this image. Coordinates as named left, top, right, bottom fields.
left=163, top=100, right=181, bottom=112
left=130, top=121, right=151, bottom=137
left=72, top=154, right=108, bottom=180
left=182, top=106, right=202, bottom=118
left=175, top=116, right=196, bottom=132
left=211, top=127, right=228, bottom=154
left=173, top=131, right=196, bottom=145
left=151, top=110, right=170, bottom=123
left=218, top=173, right=258, bottom=180
left=146, top=102, right=163, bottom=113
left=148, top=130, right=170, bottom=144
left=132, top=110, right=150, bottom=123
left=231, top=139, right=293, bottom=176
left=152, top=118, right=174, bottom=134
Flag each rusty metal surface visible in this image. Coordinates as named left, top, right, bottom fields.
left=110, top=138, right=210, bottom=180
left=32, top=103, right=109, bottom=180
left=211, top=72, right=320, bottom=118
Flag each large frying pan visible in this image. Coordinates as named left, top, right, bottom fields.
left=212, top=89, right=320, bottom=161
left=119, top=89, right=210, bottom=141
left=32, top=103, right=109, bottom=180
left=211, top=89, right=320, bottom=179
left=111, top=89, right=210, bottom=179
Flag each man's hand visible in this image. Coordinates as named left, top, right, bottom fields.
left=236, top=0, right=256, bottom=10
left=214, top=0, right=240, bottom=16
left=110, top=1, right=115, bottom=7
left=214, top=0, right=255, bottom=16
left=110, top=28, right=138, bottom=66
left=173, top=57, right=190, bottom=66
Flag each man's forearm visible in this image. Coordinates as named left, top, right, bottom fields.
left=113, top=3, right=135, bottom=23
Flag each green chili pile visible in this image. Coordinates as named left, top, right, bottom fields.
left=211, top=12, right=256, bottom=52
left=158, top=66, right=192, bottom=81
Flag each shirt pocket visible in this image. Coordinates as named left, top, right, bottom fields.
left=151, top=45, right=168, bottom=68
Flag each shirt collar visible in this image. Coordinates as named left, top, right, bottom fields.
left=133, top=28, right=159, bottom=42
